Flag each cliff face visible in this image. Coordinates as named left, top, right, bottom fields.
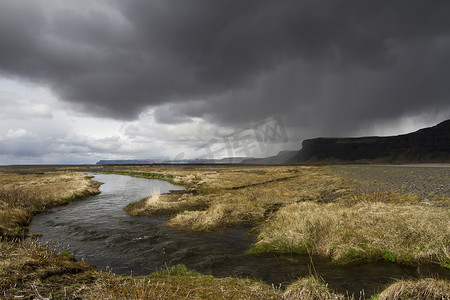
left=290, top=119, right=450, bottom=164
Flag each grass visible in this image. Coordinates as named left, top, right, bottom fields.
left=0, top=238, right=97, bottom=298
left=115, top=164, right=449, bottom=267
left=377, top=278, right=450, bottom=300
left=124, top=189, right=210, bottom=216
left=0, top=165, right=448, bottom=298
left=123, top=166, right=348, bottom=231
left=81, top=264, right=280, bottom=299
left=0, top=169, right=102, bottom=298
left=282, top=276, right=350, bottom=300
left=0, top=171, right=101, bottom=238
left=250, top=201, right=450, bottom=265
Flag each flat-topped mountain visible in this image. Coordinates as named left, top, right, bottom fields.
left=289, top=119, right=450, bottom=164
left=96, top=157, right=248, bottom=165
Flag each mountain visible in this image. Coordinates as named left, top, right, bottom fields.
left=289, top=119, right=450, bottom=164
left=96, top=121, right=449, bottom=166
left=242, top=151, right=298, bottom=165
left=95, top=157, right=248, bottom=165
left=96, top=159, right=160, bottom=165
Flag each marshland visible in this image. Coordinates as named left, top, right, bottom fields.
left=0, top=164, right=449, bottom=299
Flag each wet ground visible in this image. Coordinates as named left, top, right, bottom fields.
left=29, top=173, right=450, bottom=297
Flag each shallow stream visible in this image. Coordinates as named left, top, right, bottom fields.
left=29, top=173, right=450, bottom=296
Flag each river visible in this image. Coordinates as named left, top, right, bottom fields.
left=29, top=173, right=450, bottom=296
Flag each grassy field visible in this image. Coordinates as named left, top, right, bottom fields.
left=95, top=164, right=449, bottom=267
left=0, top=165, right=448, bottom=298
left=0, top=169, right=100, bottom=298
left=0, top=169, right=102, bottom=238
left=119, top=166, right=347, bottom=231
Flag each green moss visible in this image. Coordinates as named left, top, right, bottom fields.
left=248, top=240, right=308, bottom=255
left=17, top=226, right=29, bottom=232
left=69, top=283, right=83, bottom=289
left=396, top=253, right=415, bottom=265
left=6, top=225, right=30, bottom=238
left=441, top=260, right=450, bottom=269
left=247, top=243, right=273, bottom=254
left=29, top=233, right=43, bottom=239
left=149, top=264, right=210, bottom=278
left=335, top=247, right=369, bottom=264
left=59, top=251, right=76, bottom=261
left=382, top=250, right=396, bottom=263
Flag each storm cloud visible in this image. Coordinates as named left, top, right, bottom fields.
left=0, top=0, right=449, bottom=136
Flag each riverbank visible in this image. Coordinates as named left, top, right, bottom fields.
left=0, top=169, right=282, bottom=298
left=0, top=165, right=449, bottom=298
left=0, top=169, right=101, bottom=297
left=100, top=165, right=449, bottom=267
left=0, top=170, right=102, bottom=238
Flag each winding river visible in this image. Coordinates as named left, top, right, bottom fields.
left=29, top=173, right=450, bottom=296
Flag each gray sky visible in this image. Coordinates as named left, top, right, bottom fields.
left=0, top=0, right=449, bottom=164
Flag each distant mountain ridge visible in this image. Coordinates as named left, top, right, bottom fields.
left=289, top=119, right=450, bottom=164
left=242, top=150, right=297, bottom=165
left=96, top=157, right=248, bottom=165
left=96, top=120, right=450, bottom=166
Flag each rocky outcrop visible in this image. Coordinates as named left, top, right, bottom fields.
left=289, top=119, right=450, bottom=164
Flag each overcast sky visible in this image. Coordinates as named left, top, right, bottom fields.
left=0, top=0, right=449, bottom=164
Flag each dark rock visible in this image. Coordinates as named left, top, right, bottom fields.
left=289, top=119, right=450, bottom=164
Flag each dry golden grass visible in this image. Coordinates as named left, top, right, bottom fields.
left=282, top=276, right=350, bottom=300
left=0, top=171, right=101, bottom=237
left=0, top=238, right=97, bottom=298
left=108, top=165, right=450, bottom=267
left=251, top=201, right=450, bottom=265
left=83, top=269, right=358, bottom=300
left=378, top=278, right=450, bottom=300
left=124, top=189, right=210, bottom=217
left=0, top=167, right=282, bottom=299
left=0, top=169, right=102, bottom=298
left=122, top=166, right=349, bottom=231
left=81, top=264, right=280, bottom=300
left=1, top=165, right=447, bottom=298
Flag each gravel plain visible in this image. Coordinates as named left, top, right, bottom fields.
left=330, top=164, right=450, bottom=205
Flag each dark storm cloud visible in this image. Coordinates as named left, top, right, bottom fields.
left=0, top=0, right=449, bottom=133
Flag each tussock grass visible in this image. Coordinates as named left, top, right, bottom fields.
left=0, top=171, right=101, bottom=238
left=81, top=264, right=280, bottom=300
left=124, top=166, right=347, bottom=231
left=116, top=164, right=450, bottom=266
left=0, top=169, right=102, bottom=298
left=282, top=276, right=350, bottom=300
left=166, top=192, right=264, bottom=230
left=125, top=190, right=210, bottom=216
left=378, top=278, right=450, bottom=300
left=2, top=165, right=446, bottom=298
left=125, top=187, right=163, bottom=215
left=250, top=201, right=450, bottom=265
left=0, top=238, right=97, bottom=298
